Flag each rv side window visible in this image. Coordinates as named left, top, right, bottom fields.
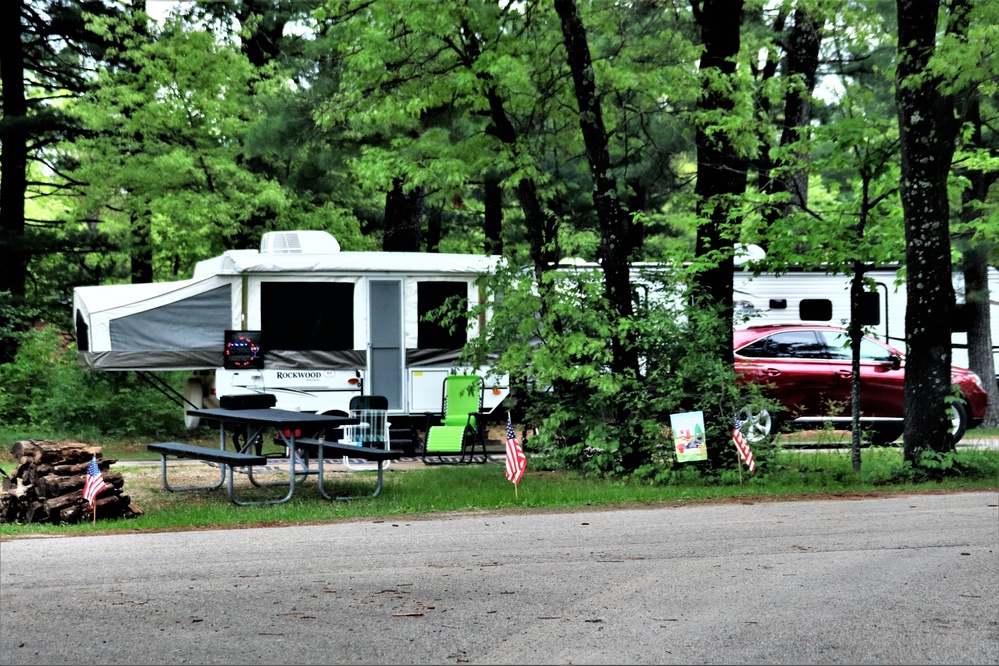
left=417, top=282, right=468, bottom=349
left=799, top=298, right=832, bottom=321
left=261, top=282, right=354, bottom=350
left=859, top=291, right=881, bottom=326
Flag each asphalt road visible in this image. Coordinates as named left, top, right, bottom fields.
left=1, top=491, right=997, bottom=665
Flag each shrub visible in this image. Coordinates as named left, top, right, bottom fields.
left=0, top=325, right=189, bottom=440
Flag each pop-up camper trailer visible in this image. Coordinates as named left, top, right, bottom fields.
left=73, top=230, right=509, bottom=435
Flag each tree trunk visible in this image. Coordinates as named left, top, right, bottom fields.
left=955, top=95, right=999, bottom=427
left=459, top=20, right=560, bottom=273
left=691, top=0, right=746, bottom=467
left=849, top=264, right=866, bottom=471
left=0, top=0, right=29, bottom=363
left=777, top=9, right=821, bottom=212
left=691, top=0, right=745, bottom=326
left=130, top=210, right=154, bottom=284
left=895, top=0, right=964, bottom=461
left=554, top=0, right=644, bottom=470
left=383, top=178, right=424, bottom=251
left=554, top=0, right=639, bottom=379
left=483, top=170, right=503, bottom=256
left=236, top=0, right=287, bottom=68
left=963, top=244, right=999, bottom=426
left=754, top=9, right=820, bottom=251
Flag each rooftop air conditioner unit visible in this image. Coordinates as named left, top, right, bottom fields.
left=260, top=230, right=341, bottom=254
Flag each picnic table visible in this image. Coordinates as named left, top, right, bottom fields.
left=149, top=407, right=363, bottom=505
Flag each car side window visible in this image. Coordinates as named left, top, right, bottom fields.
left=858, top=338, right=894, bottom=362
left=820, top=331, right=895, bottom=362
left=821, top=332, right=853, bottom=361
left=738, top=331, right=827, bottom=359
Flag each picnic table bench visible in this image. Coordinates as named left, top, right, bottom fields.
left=147, top=441, right=269, bottom=502
left=151, top=407, right=363, bottom=505
left=291, top=437, right=403, bottom=499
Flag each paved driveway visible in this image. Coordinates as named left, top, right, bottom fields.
left=1, top=491, right=996, bottom=665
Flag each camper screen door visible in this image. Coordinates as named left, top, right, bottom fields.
left=224, top=330, right=264, bottom=369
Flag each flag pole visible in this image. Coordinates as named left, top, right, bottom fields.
left=507, top=410, right=524, bottom=503
left=736, top=450, right=744, bottom=485
left=510, top=411, right=518, bottom=503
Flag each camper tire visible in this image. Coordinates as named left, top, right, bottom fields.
left=184, top=378, right=205, bottom=429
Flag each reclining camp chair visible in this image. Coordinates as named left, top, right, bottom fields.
left=339, top=395, right=392, bottom=471
left=422, top=374, right=489, bottom=465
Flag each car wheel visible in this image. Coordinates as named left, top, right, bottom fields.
left=869, top=424, right=903, bottom=446
left=949, top=400, right=968, bottom=444
left=867, top=403, right=967, bottom=446
left=737, top=406, right=779, bottom=444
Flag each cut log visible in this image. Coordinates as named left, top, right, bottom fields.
left=10, top=440, right=38, bottom=460
left=3, top=441, right=140, bottom=525
left=25, top=501, right=48, bottom=524
left=60, top=494, right=130, bottom=524
left=35, top=471, right=124, bottom=498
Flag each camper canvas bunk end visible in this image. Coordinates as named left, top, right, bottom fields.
left=73, top=231, right=510, bottom=435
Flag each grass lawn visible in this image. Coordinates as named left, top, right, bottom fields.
left=2, top=423, right=997, bottom=539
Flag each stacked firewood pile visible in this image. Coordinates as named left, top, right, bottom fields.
left=0, top=440, right=142, bottom=525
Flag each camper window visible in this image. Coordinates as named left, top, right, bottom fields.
left=75, top=311, right=90, bottom=352
left=261, top=282, right=354, bottom=351
left=799, top=299, right=833, bottom=322
left=417, top=282, right=468, bottom=349
left=859, top=291, right=881, bottom=326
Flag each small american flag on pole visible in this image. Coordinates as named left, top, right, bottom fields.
left=505, top=412, right=527, bottom=485
left=732, top=417, right=756, bottom=473
left=82, top=455, right=106, bottom=507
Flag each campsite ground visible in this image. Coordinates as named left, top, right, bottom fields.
left=2, top=490, right=996, bottom=665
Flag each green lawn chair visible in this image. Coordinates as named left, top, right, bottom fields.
left=422, top=374, right=489, bottom=464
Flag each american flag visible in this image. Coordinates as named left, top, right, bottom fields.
left=732, top=417, right=756, bottom=473
left=505, top=413, right=527, bottom=485
left=82, top=455, right=106, bottom=507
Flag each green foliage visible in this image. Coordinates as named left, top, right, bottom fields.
left=0, top=326, right=187, bottom=441
left=466, top=261, right=774, bottom=480
left=887, top=448, right=998, bottom=483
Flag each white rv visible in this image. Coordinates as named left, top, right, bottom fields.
left=73, top=230, right=510, bottom=440
left=572, top=256, right=998, bottom=375
left=732, top=265, right=999, bottom=373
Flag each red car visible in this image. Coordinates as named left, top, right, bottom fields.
left=733, top=324, right=989, bottom=445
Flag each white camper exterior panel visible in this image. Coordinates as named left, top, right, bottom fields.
left=74, top=232, right=509, bottom=427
